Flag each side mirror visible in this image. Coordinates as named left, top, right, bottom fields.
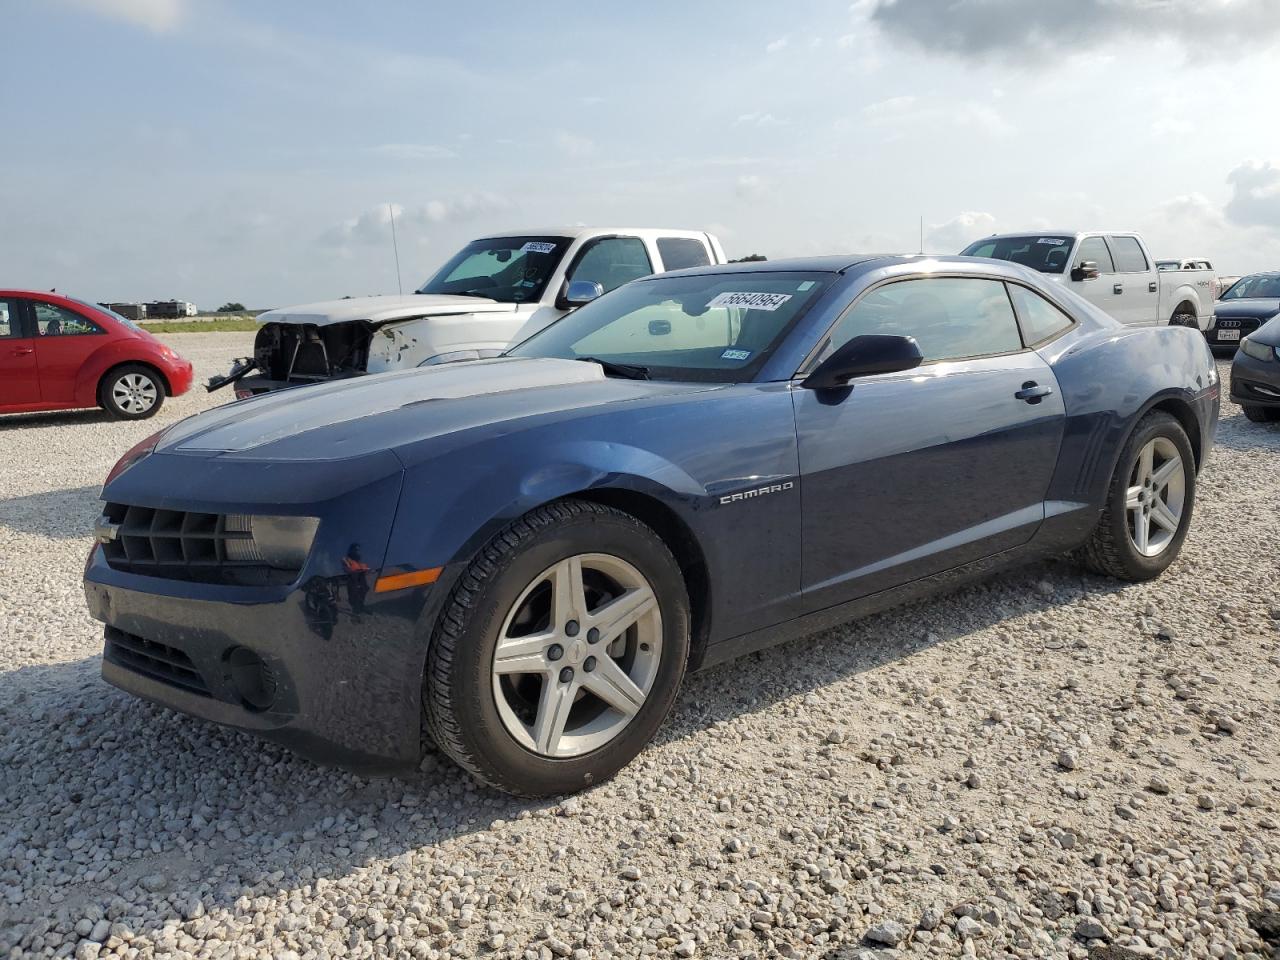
left=1071, top=261, right=1100, bottom=282
left=802, top=334, right=923, bottom=390
left=564, top=280, right=604, bottom=307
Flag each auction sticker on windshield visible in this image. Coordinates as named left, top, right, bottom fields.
left=707, top=292, right=793, bottom=311
left=521, top=241, right=558, bottom=254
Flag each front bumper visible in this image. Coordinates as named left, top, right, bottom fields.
left=1230, top=351, right=1280, bottom=409
left=231, top=371, right=365, bottom=399
left=167, top=360, right=195, bottom=397
left=85, top=547, right=442, bottom=773
left=1207, top=317, right=1267, bottom=348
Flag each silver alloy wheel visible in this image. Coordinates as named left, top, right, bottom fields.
left=1125, top=436, right=1186, bottom=557
left=492, top=553, right=662, bottom=758
left=111, top=372, right=158, bottom=414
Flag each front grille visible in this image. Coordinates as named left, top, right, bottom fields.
left=105, top=626, right=211, bottom=696
left=98, top=504, right=299, bottom=585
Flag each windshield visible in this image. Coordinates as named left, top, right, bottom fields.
left=70, top=296, right=140, bottom=329
left=1221, top=275, right=1280, bottom=301
left=508, top=271, right=833, bottom=382
left=418, top=236, right=570, bottom=304
left=961, top=235, right=1075, bottom=274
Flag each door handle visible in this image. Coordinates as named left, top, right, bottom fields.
left=1113, top=284, right=1124, bottom=295
left=11, top=346, right=34, bottom=357
left=1149, top=281, right=1158, bottom=293
left=1015, top=381, right=1053, bottom=404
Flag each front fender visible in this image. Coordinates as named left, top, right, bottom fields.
left=386, top=438, right=706, bottom=575
left=72, top=340, right=167, bottom=406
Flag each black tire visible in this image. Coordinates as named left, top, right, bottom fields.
left=99, top=363, right=165, bottom=420
left=1243, top=405, right=1280, bottom=424
left=424, top=499, right=690, bottom=797
left=1171, top=312, right=1198, bottom=329
left=1078, top=411, right=1196, bottom=582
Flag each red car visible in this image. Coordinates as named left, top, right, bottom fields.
left=0, top=290, right=193, bottom=419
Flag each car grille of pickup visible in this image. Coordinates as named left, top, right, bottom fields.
left=98, top=504, right=300, bottom=586
left=104, top=626, right=211, bottom=697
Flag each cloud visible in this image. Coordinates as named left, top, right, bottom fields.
left=324, top=194, right=511, bottom=247
left=861, top=95, right=1010, bottom=138
left=867, top=0, right=1280, bottom=62
left=64, top=0, right=183, bottom=31
left=733, top=112, right=788, bottom=128
left=735, top=175, right=767, bottom=199
left=369, top=144, right=457, bottom=161
left=862, top=95, right=916, bottom=117
left=554, top=131, right=596, bottom=159
left=1225, top=160, right=1280, bottom=229
left=926, top=211, right=997, bottom=253
left=766, top=36, right=789, bottom=53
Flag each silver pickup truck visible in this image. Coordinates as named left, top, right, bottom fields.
left=962, top=231, right=1217, bottom=330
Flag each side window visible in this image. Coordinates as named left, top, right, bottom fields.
left=1008, top=284, right=1074, bottom=345
left=567, top=237, right=653, bottom=295
left=1076, top=236, right=1115, bottom=273
left=656, top=237, right=711, bottom=271
left=1109, top=236, right=1149, bottom=273
left=32, top=302, right=103, bottom=336
left=825, top=277, right=1023, bottom=365
left=0, top=299, right=20, bottom=339
left=965, top=241, right=996, bottom=258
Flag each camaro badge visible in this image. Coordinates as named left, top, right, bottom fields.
left=719, top=481, right=795, bottom=505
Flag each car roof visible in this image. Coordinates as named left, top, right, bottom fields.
left=643, top=254, right=1052, bottom=279
left=473, top=227, right=713, bottom=241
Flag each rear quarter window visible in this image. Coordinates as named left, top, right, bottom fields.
left=1008, top=284, right=1074, bottom=345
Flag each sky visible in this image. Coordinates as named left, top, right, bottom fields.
left=4, top=0, right=1280, bottom=308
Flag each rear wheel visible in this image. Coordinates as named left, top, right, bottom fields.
left=100, top=364, right=164, bottom=420
left=1079, top=411, right=1196, bottom=581
left=424, top=500, right=690, bottom=797
left=1171, top=311, right=1198, bottom=329
left=1243, top=404, right=1280, bottom=423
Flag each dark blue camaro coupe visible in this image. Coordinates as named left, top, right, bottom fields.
left=84, top=256, right=1220, bottom=796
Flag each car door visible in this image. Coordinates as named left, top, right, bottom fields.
left=1107, top=235, right=1159, bottom=326
left=0, top=296, right=40, bottom=407
left=1069, top=235, right=1124, bottom=320
left=793, top=275, right=1067, bottom=612
left=28, top=299, right=108, bottom=404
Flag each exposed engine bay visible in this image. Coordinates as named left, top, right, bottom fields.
left=207, top=321, right=373, bottom=395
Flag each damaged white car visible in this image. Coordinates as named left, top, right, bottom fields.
left=209, top=227, right=726, bottom=396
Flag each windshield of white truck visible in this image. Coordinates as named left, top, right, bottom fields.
left=1220, top=275, right=1280, bottom=301
left=418, top=236, right=571, bottom=304
left=961, top=236, right=1076, bottom=274
left=508, top=271, right=833, bottom=383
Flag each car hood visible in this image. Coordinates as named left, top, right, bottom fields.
left=256, top=294, right=520, bottom=328
left=1250, top=314, right=1280, bottom=346
left=155, top=357, right=713, bottom=461
left=1214, top=299, right=1280, bottom=321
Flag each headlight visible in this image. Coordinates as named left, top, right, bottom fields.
left=102, top=429, right=166, bottom=489
left=224, top=515, right=320, bottom=569
left=1241, top=338, right=1275, bottom=362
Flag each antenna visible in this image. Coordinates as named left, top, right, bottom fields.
left=388, top=203, right=403, bottom=294
left=919, top=216, right=924, bottom=255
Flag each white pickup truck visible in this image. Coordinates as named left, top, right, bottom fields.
left=960, top=231, right=1217, bottom=330
left=210, top=227, right=726, bottom=396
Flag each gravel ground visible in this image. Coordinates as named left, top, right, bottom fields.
left=1, top=334, right=1278, bottom=960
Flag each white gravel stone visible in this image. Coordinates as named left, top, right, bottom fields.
left=1, top=345, right=1277, bottom=958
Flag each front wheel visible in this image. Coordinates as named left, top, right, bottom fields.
left=1078, top=411, right=1196, bottom=581
left=100, top=364, right=164, bottom=420
left=1243, top=405, right=1280, bottom=424
left=424, top=500, right=690, bottom=797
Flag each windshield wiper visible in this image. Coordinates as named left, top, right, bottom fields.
left=575, top=356, right=650, bottom=380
